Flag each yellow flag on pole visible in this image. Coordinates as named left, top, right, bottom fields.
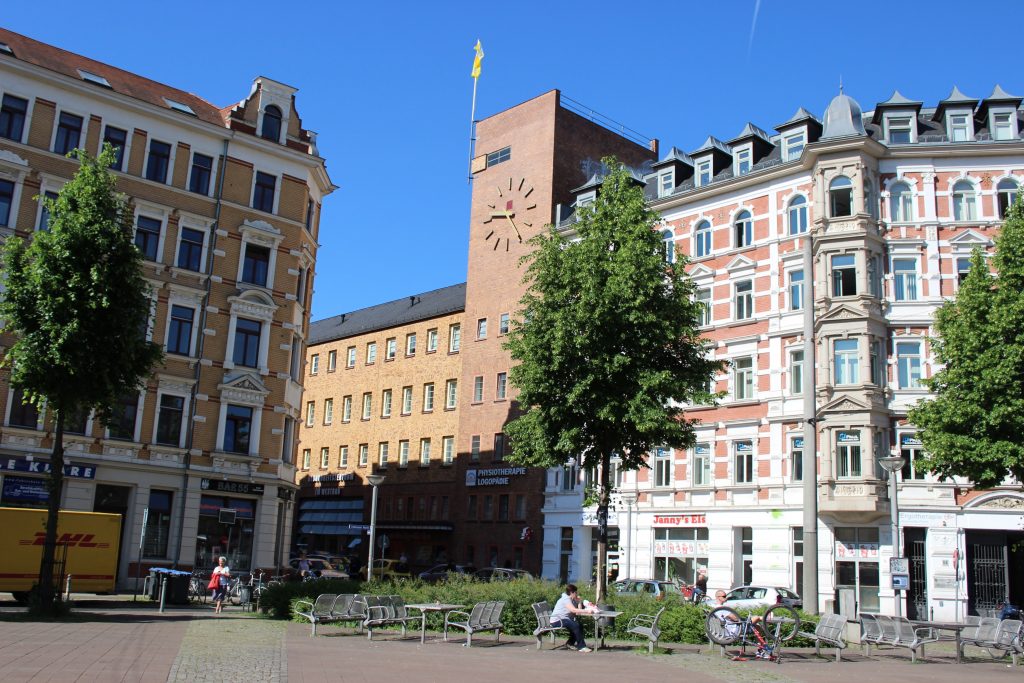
left=471, top=40, right=484, bottom=79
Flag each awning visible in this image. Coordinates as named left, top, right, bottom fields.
left=376, top=522, right=454, bottom=532
left=299, top=524, right=362, bottom=536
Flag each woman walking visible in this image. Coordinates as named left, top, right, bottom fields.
left=211, top=556, right=231, bottom=614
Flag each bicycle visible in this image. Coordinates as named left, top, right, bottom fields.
left=704, top=603, right=800, bottom=663
left=188, top=571, right=209, bottom=604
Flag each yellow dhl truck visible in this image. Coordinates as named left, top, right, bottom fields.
left=0, top=507, right=121, bottom=601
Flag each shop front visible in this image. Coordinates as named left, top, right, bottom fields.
left=651, top=514, right=709, bottom=586
left=194, top=479, right=264, bottom=573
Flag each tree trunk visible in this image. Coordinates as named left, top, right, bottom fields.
left=37, top=408, right=66, bottom=611
left=595, top=450, right=611, bottom=603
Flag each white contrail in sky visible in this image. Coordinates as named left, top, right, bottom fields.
left=747, top=0, right=762, bottom=58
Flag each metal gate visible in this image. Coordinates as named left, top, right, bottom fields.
left=906, top=529, right=928, bottom=620
left=970, top=540, right=1007, bottom=615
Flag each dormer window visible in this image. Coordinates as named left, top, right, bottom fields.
left=947, top=113, right=972, bottom=142
left=696, top=158, right=712, bottom=187
left=577, top=191, right=596, bottom=208
left=734, top=146, right=752, bottom=176
left=658, top=170, right=674, bottom=198
left=261, top=105, right=282, bottom=142
left=991, top=111, right=1016, bottom=141
left=782, top=131, right=805, bottom=162
left=886, top=116, right=914, bottom=144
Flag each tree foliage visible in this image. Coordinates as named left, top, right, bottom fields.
left=504, top=159, right=722, bottom=596
left=909, top=198, right=1024, bottom=489
left=0, top=145, right=163, bottom=611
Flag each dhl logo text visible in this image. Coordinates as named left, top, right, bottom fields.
left=17, top=533, right=110, bottom=548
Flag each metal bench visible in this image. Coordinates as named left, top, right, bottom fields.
left=859, top=613, right=883, bottom=655
left=798, top=613, right=848, bottom=662
left=960, top=618, right=1023, bottom=665
left=294, top=593, right=339, bottom=637
left=363, top=595, right=419, bottom=640
left=532, top=600, right=568, bottom=649
left=891, top=616, right=938, bottom=662
left=445, top=600, right=506, bottom=647
left=626, top=606, right=665, bottom=653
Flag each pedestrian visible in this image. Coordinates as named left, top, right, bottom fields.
left=297, top=552, right=311, bottom=578
left=550, top=583, right=599, bottom=653
left=692, top=568, right=708, bottom=602
left=211, top=556, right=231, bottom=614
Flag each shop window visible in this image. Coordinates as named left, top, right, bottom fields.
left=143, top=490, right=174, bottom=558
left=653, top=526, right=709, bottom=586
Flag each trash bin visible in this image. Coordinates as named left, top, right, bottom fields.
left=148, top=568, right=167, bottom=601
left=597, top=603, right=616, bottom=629
left=165, top=570, right=191, bottom=605
left=238, top=584, right=252, bottom=606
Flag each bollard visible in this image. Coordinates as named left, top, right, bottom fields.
left=158, top=575, right=167, bottom=613
left=65, top=575, right=72, bottom=601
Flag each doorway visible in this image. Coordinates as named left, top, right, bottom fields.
left=905, top=527, right=928, bottom=620
left=967, top=530, right=1024, bottom=615
left=93, top=484, right=131, bottom=586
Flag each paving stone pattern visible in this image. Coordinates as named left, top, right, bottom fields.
left=167, top=616, right=287, bottom=683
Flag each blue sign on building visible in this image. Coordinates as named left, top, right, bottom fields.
left=1, top=457, right=96, bottom=479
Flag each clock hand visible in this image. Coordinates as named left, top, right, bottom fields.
left=504, top=211, right=523, bottom=242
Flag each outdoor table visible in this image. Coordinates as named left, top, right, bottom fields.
left=578, top=609, right=623, bottom=649
left=406, top=603, right=466, bottom=644
left=911, top=620, right=972, bottom=663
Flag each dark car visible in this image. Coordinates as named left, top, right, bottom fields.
left=417, top=563, right=476, bottom=583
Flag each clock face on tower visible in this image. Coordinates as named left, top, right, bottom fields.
left=481, top=176, right=536, bottom=252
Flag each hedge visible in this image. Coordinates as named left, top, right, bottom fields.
left=258, top=576, right=821, bottom=646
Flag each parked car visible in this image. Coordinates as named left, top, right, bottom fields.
left=288, top=557, right=349, bottom=579
left=359, top=558, right=413, bottom=581
left=473, top=567, right=534, bottom=581
left=417, top=563, right=477, bottom=583
left=614, top=579, right=684, bottom=601
left=722, top=585, right=802, bottom=610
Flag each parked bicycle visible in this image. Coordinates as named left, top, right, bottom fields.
left=188, top=571, right=209, bottom=604
left=705, top=604, right=800, bottom=662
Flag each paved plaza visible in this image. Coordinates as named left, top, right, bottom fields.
left=1, top=602, right=1023, bottom=683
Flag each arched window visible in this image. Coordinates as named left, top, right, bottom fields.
left=661, top=230, right=675, bottom=264
left=788, top=195, right=808, bottom=235
left=734, top=210, right=752, bottom=248
left=261, top=105, right=282, bottom=142
left=695, top=220, right=712, bottom=258
left=952, top=180, right=977, bottom=221
left=890, top=182, right=913, bottom=222
left=997, top=178, right=1019, bottom=218
left=829, top=176, right=853, bottom=217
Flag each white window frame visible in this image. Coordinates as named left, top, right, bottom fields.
left=477, top=318, right=487, bottom=339
left=379, top=442, right=389, bottom=467
left=790, top=436, right=804, bottom=482
left=398, top=440, right=409, bottom=467
left=346, top=346, right=356, bottom=367
left=834, top=338, right=860, bottom=385
left=385, top=337, right=397, bottom=360
left=952, top=180, right=978, bottom=221
left=889, top=182, right=914, bottom=222
left=327, top=350, right=337, bottom=372
left=406, top=333, right=416, bottom=355
left=301, top=449, right=311, bottom=469
left=654, top=447, right=673, bottom=487
left=896, top=340, right=923, bottom=389
left=443, top=436, right=455, bottom=465
left=420, top=438, right=431, bottom=467
left=733, top=145, right=752, bottom=176
left=366, top=342, right=377, bottom=364
left=990, top=109, right=1018, bottom=141
left=695, top=157, right=713, bottom=187
left=788, top=268, right=804, bottom=311
left=836, top=431, right=862, bottom=478
left=445, top=379, right=458, bottom=409
left=310, top=354, right=319, bottom=375
left=734, top=280, right=753, bottom=320
left=694, top=220, right=712, bottom=257
left=658, top=169, right=674, bottom=198
left=305, top=401, right=315, bottom=427
left=473, top=376, right=484, bottom=402
left=361, top=392, right=372, bottom=420
left=885, top=113, right=915, bottom=144
left=892, top=257, right=919, bottom=301
left=235, top=220, right=283, bottom=290
left=733, top=210, right=752, bottom=248
left=733, top=356, right=754, bottom=401
left=787, top=195, right=808, bottom=235
left=359, top=444, right=368, bottom=466
left=427, top=328, right=438, bottom=352
left=323, top=397, right=333, bottom=425
left=339, top=445, right=349, bottom=468
left=693, top=443, right=711, bottom=486
left=342, top=395, right=352, bottom=422
left=423, top=383, right=434, bottom=411
left=733, top=440, right=754, bottom=484
left=381, top=389, right=392, bottom=417
left=946, top=110, right=974, bottom=142
left=402, top=386, right=413, bottom=414
left=789, top=348, right=804, bottom=396
left=696, top=288, right=712, bottom=326
left=496, top=372, right=507, bottom=400
left=449, top=324, right=461, bottom=352
left=320, top=447, right=330, bottom=469
left=782, top=130, right=805, bottom=162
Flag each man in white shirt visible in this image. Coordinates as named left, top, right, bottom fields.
left=550, top=584, right=597, bottom=653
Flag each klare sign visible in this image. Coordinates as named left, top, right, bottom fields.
left=2, top=457, right=96, bottom=479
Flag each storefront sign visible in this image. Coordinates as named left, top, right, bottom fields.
left=277, top=488, right=294, bottom=501
left=303, top=472, right=355, bottom=486
left=465, top=466, right=527, bottom=487
left=837, top=431, right=860, bottom=443
left=315, top=487, right=341, bottom=496
left=2, top=457, right=96, bottom=479
left=900, top=511, right=955, bottom=527
left=653, top=514, right=707, bottom=526
left=653, top=540, right=710, bottom=556
left=200, top=479, right=265, bottom=495
left=582, top=509, right=619, bottom=526
left=836, top=541, right=879, bottom=558
left=2, top=475, right=49, bottom=504
left=792, top=437, right=804, bottom=449
left=900, top=434, right=922, bottom=447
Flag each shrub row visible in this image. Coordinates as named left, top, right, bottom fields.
left=258, top=576, right=820, bottom=646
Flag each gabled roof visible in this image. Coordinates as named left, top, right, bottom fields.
left=572, top=173, right=605, bottom=194
left=977, top=84, right=1023, bottom=121
left=652, top=146, right=693, bottom=169
left=727, top=122, right=771, bottom=145
left=933, top=86, right=979, bottom=121
left=871, top=90, right=923, bottom=123
left=774, top=106, right=822, bottom=132
left=309, top=283, right=467, bottom=345
left=690, top=135, right=732, bottom=157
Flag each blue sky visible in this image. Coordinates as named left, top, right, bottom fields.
left=5, top=1, right=1023, bottom=320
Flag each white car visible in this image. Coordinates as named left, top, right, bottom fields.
left=722, top=585, right=802, bottom=610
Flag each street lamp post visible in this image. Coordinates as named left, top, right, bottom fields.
left=619, top=492, right=638, bottom=581
left=879, top=454, right=907, bottom=617
left=366, top=474, right=385, bottom=582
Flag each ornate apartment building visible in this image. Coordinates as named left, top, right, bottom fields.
left=0, top=28, right=334, bottom=586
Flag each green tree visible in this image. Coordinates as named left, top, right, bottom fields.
left=909, top=198, right=1024, bottom=489
left=504, top=159, right=722, bottom=600
left=0, top=145, right=163, bottom=613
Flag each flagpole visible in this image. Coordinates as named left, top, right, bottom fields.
left=468, top=75, right=478, bottom=184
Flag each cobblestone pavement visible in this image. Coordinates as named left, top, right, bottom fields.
left=167, top=614, right=287, bottom=683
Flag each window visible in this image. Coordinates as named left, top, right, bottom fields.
left=868, top=254, right=882, bottom=297
left=37, top=190, right=58, bottom=232
left=789, top=349, right=804, bottom=395
left=379, top=389, right=391, bottom=418
left=790, top=436, right=804, bottom=482
left=948, top=113, right=971, bottom=142
left=327, top=350, right=337, bottom=372
left=896, top=341, right=923, bottom=389
left=694, top=220, right=712, bottom=257
left=739, top=527, right=754, bottom=584
left=952, top=180, right=977, bottom=221
left=223, top=405, right=252, bottom=454
left=836, top=431, right=862, bottom=478
left=496, top=372, right=508, bottom=400
left=893, top=258, right=918, bottom=301
left=733, top=356, right=754, bottom=400
left=829, top=176, right=853, bottom=217
left=693, top=443, right=711, bottom=486
left=342, top=396, right=352, bottom=422
left=398, top=441, right=409, bottom=467
left=366, top=342, right=377, bottom=364
left=445, top=379, right=457, bottom=409
left=658, top=170, right=674, bottom=198
left=305, top=401, right=315, bottom=427
left=378, top=442, right=389, bottom=467
left=887, top=182, right=912, bottom=222
left=887, top=116, right=912, bottom=144
left=0, top=94, right=28, bottom=142
left=870, top=340, right=884, bottom=386
left=789, top=269, right=804, bottom=310
left=998, top=179, right=1019, bottom=218
left=696, top=288, right=712, bottom=326
left=486, top=146, right=511, bottom=167
left=498, top=313, right=510, bottom=335
left=108, top=393, right=138, bottom=440
left=155, top=394, right=184, bottom=446
left=733, top=211, right=752, bottom=248
left=385, top=337, right=397, bottom=360
left=900, top=434, right=927, bottom=480
left=135, top=215, right=162, bottom=262
left=253, top=171, right=276, bottom=213
left=54, top=112, right=83, bottom=155
left=241, top=243, right=270, bottom=286
left=494, top=433, right=506, bottom=461
left=0, top=179, right=15, bottom=227
left=305, top=199, right=315, bottom=231
left=406, top=333, right=416, bottom=355
left=423, top=383, right=434, bottom=411
left=401, top=386, right=412, bottom=414
left=788, top=195, right=808, bottom=235
left=834, top=338, right=859, bottom=385
left=420, top=438, right=431, bottom=466
left=471, top=435, right=481, bottom=461
left=473, top=376, right=484, bottom=402
left=427, top=328, right=438, bottom=352
left=301, top=448, right=311, bottom=469
left=339, top=445, right=349, bottom=468
left=145, top=140, right=171, bottom=183
left=233, top=318, right=261, bottom=367
left=654, top=447, right=672, bottom=487
left=783, top=131, right=805, bottom=162
left=359, top=444, right=368, bottom=467
left=189, top=153, right=213, bottom=195
left=449, top=324, right=461, bottom=352
left=143, top=490, right=173, bottom=558
left=176, top=227, right=204, bottom=271
left=361, top=392, right=372, bottom=420
left=477, top=318, right=487, bottom=339
left=8, top=387, right=40, bottom=429
left=317, top=447, right=328, bottom=468
left=102, top=126, right=127, bottom=171
left=323, top=398, right=333, bottom=424
left=734, top=147, right=752, bottom=176
left=696, top=158, right=712, bottom=186
left=166, top=304, right=194, bottom=355
left=310, top=354, right=320, bottom=375
left=443, top=436, right=455, bottom=465
left=346, top=346, right=356, bottom=367
left=261, top=105, right=282, bottom=142
left=992, top=112, right=1015, bottom=141
left=734, top=280, right=753, bottom=320
left=831, top=254, right=857, bottom=297
left=734, top=440, right=753, bottom=484
left=957, top=257, right=972, bottom=285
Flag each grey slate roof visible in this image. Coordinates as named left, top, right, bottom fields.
left=309, top=283, right=466, bottom=345
left=986, top=84, right=1020, bottom=103
left=872, top=90, right=923, bottom=123
left=933, top=86, right=979, bottom=121
left=822, top=92, right=867, bottom=139
left=690, top=135, right=732, bottom=156
left=728, top=122, right=771, bottom=145
left=652, top=146, right=693, bottom=168
left=775, top=106, right=821, bottom=131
